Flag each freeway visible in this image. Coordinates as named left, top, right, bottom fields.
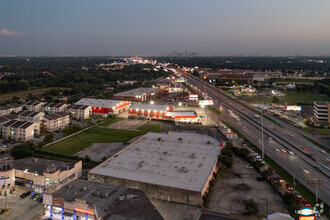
left=177, top=70, right=330, bottom=206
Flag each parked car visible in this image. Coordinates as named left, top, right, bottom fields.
left=295, top=191, right=302, bottom=198
left=302, top=200, right=310, bottom=207
left=20, top=191, right=31, bottom=198
left=286, top=183, right=293, bottom=191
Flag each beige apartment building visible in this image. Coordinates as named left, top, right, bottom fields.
left=2, top=120, right=40, bottom=141
left=41, top=112, right=70, bottom=132
left=24, top=101, right=44, bottom=112
left=42, top=102, right=67, bottom=114
left=66, top=104, right=91, bottom=120
left=17, top=110, right=45, bottom=123
left=0, top=103, right=22, bottom=116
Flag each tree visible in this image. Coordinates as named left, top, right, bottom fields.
left=10, top=142, right=36, bottom=159
left=261, top=169, right=273, bottom=180
left=218, top=155, right=233, bottom=169
left=244, top=199, right=259, bottom=215
left=44, top=133, right=55, bottom=144
left=271, top=96, right=279, bottom=104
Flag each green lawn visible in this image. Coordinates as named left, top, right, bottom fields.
left=242, top=92, right=330, bottom=105
left=99, top=117, right=123, bottom=126
left=316, top=128, right=330, bottom=135
left=138, top=122, right=161, bottom=133
left=209, top=106, right=221, bottom=115
left=43, top=120, right=161, bottom=156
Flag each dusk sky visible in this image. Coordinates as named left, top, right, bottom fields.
left=1, top=0, right=330, bottom=56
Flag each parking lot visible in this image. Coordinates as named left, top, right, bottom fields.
left=0, top=186, right=43, bottom=220
left=204, top=156, right=288, bottom=216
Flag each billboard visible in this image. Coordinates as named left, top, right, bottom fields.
left=199, top=100, right=214, bottom=106
left=287, top=105, right=302, bottom=111
left=189, top=94, right=198, bottom=101
left=175, top=78, right=185, bottom=83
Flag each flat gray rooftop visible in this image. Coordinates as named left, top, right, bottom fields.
left=54, top=179, right=162, bottom=220
left=89, top=132, right=221, bottom=192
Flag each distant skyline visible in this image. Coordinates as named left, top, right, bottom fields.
left=1, top=0, right=330, bottom=56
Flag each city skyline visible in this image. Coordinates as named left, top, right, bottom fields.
left=1, top=0, right=330, bottom=56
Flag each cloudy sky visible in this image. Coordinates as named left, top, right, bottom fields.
left=1, top=0, right=330, bottom=56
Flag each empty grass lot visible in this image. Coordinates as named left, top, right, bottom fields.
left=43, top=119, right=161, bottom=156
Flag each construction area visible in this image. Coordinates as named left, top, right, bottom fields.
left=88, top=131, right=222, bottom=206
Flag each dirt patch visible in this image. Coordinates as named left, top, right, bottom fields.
left=108, top=119, right=147, bottom=130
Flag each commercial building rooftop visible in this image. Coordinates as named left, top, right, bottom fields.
left=54, top=179, right=163, bottom=220
left=75, top=98, right=124, bottom=109
left=89, top=132, right=221, bottom=192
left=165, top=111, right=197, bottom=117
left=114, top=87, right=163, bottom=97
left=14, top=157, right=75, bottom=175
left=130, top=103, right=170, bottom=112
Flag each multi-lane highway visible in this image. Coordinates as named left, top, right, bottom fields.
left=176, top=69, right=330, bottom=206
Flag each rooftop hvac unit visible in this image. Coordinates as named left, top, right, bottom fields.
left=207, top=141, right=211, bottom=144
left=139, top=161, right=145, bottom=167
left=190, top=153, right=196, bottom=159
left=179, top=167, right=187, bottom=173
left=82, top=187, right=87, bottom=192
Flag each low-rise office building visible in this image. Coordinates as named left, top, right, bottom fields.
left=41, top=112, right=70, bottom=132
left=0, top=103, right=22, bottom=116
left=24, top=101, right=44, bottom=112
left=0, top=157, right=15, bottom=196
left=17, top=110, right=45, bottom=123
left=13, top=157, right=82, bottom=194
left=66, top=104, right=91, bottom=120
left=75, top=98, right=131, bottom=116
left=42, top=179, right=163, bottom=220
left=113, top=87, right=168, bottom=102
left=2, top=120, right=40, bottom=141
left=314, top=101, right=330, bottom=124
left=42, top=102, right=67, bottom=114
left=89, top=132, right=221, bottom=206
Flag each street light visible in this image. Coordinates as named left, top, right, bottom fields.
left=178, top=102, right=182, bottom=106
left=150, top=101, right=154, bottom=105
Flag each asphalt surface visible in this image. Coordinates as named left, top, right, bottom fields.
left=175, top=69, right=330, bottom=206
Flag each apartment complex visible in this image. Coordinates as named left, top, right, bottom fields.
left=42, top=102, right=67, bottom=114
left=314, top=101, right=330, bottom=124
left=0, top=103, right=22, bottom=116
left=41, top=112, right=70, bottom=132
left=24, top=101, right=44, bottom=112
left=66, top=104, right=91, bottom=120
left=17, top=110, right=45, bottom=123
left=2, top=120, right=40, bottom=141
left=0, top=115, right=18, bottom=132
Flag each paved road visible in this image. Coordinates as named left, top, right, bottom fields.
left=175, top=69, right=330, bottom=206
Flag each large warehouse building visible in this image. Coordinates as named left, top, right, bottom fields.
left=88, top=132, right=221, bottom=206
left=113, top=87, right=168, bottom=102
left=75, top=98, right=130, bottom=115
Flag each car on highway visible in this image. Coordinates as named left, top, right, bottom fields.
left=288, top=151, right=295, bottom=155
left=320, top=149, right=326, bottom=154
left=301, top=146, right=308, bottom=151
left=20, top=191, right=31, bottom=198
left=281, top=149, right=288, bottom=153
left=267, top=136, right=273, bottom=140
left=302, top=169, right=310, bottom=174
left=245, top=165, right=253, bottom=169
left=286, top=184, right=293, bottom=191
left=288, top=133, right=294, bottom=137
left=256, top=137, right=261, bottom=142
left=255, top=155, right=261, bottom=159
left=274, top=128, right=279, bottom=131
left=302, top=200, right=310, bottom=207
left=275, top=148, right=281, bottom=152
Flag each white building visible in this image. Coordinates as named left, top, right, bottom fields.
left=2, top=120, right=40, bottom=141
left=42, top=102, right=67, bottom=114
left=66, top=104, right=91, bottom=120
left=17, top=110, right=45, bottom=123
left=0, top=103, right=22, bottom=116
left=41, top=112, right=70, bottom=132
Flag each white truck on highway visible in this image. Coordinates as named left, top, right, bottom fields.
left=254, top=114, right=261, bottom=119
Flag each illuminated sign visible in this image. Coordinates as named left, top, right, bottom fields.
left=296, top=208, right=316, bottom=216
left=52, top=198, right=64, bottom=208
left=299, top=216, right=315, bottom=220
left=287, top=105, right=302, bottom=111
left=199, top=100, right=214, bottom=106
left=75, top=208, right=94, bottom=215
left=175, top=78, right=185, bottom=82
left=189, top=94, right=198, bottom=100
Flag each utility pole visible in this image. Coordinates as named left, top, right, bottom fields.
left=260, top=101, right=264, bottom=159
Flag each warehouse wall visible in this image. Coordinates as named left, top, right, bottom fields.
left=88, top=173, right=202, bottom=206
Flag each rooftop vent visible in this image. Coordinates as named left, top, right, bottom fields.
left=101, top=192, right=109, bottom=199
left=92, top=191, right=100, bottom=197
left=178, top=137, right=183, bottom=141
left=179, top=167, right=187, bottom=173
left=158, top=137, right=162, bottom=142
left=138, top=161, right=145, bottom=167
left=163, top=151, right=168, bottom=155
left=190, top=153, right=196, bottom=159
left=207, top=141, right=211, bottom=144
left=82, top=187, right=87, bottom=192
